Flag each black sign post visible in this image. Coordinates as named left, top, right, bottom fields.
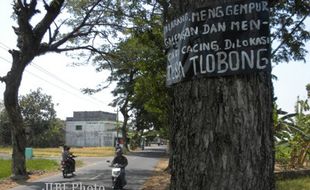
left=164, top=0, right=270, bottom=86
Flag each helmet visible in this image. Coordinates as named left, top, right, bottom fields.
left=116, top=148, right=122, bottom=155
left=63, top=145, right=70, bottom=150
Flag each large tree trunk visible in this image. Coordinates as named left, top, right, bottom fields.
left=121, top=111, right=130, bottom=152
left=170, top=74, right=274, bottom=189
left=119, top=100, right=130, bottom=152
left=168, top=1, right=275, bottom=189
left=3, top=51, right=29, bottom=179
left=119, top=70, right=135, bottom=152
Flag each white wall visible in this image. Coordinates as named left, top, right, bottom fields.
left=65, top=120, right=118, bottom=147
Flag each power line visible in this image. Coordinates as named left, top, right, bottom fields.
left=0, top=44, right=109, bottom=107
left=0, top=41, right=107, bottom=100
left=0, top=54, right=107, bottom=107
left=0, top=42, right=10, bottom=50
left=0, top=41, right=109, bottom=104
left=25, top=68, right=106, bottom=107
left=0, top=56, right=11, bottom=66
left=29, top=63, right=108, bottom=104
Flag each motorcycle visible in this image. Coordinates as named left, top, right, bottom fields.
left=108, top=161, right=126, bottom=190
left=61, top=155, right=76, bottom=178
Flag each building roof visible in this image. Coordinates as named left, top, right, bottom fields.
left=66, top=111, right=117, bottom=122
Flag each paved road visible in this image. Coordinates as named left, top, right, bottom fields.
left=10, top=146, right=167, bottom=190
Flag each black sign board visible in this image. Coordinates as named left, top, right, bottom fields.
left=164, top=0, right=271, bottom=86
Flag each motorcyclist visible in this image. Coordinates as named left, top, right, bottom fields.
left=115, top=143, right=122, bottom=152
left=111, top=148, right=128, bottom=186
left=62, top=146, right=76, bottom=172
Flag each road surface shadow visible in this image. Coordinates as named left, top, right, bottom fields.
left=10, top=169, right=155, bottom=190
left=127, top=146, right=168, bottom=158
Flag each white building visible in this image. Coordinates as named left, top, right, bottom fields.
left=65, top=111, right=119, bottom=147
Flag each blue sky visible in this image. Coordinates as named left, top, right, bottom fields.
left=0, top=1, right=309, bottom=119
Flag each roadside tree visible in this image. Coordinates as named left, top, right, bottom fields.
left=0, top=0, right=129, bottom=179
left=166, top=0, right=267, bottom=189
left=164, top=0, right=309, bottom=189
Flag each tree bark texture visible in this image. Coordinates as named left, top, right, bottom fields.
left=170, top=74, right=274, bottom=190
left=168, top=0, right=275, bottom=189
left=120, top=96, right=131, bottom=152
left=121, top=111, right=130, bottom=151
left=4, top=51, right=28, bottom=179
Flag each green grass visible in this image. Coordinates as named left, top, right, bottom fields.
left=0, top=159, right=59, bottom=180
left=276, top=177, right=310, bottom=190
left=26, top=159, right=59, bottom=172
left=0, top=159, right=11, bottom=179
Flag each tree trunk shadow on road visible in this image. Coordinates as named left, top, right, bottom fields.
left=127, top=147, right=168, bottom=158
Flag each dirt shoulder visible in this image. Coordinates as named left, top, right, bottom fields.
left=0, top=158, right=84, bottom=190
left=141, top=158, right=170, bottom=190
left=0, top=170, right=59, bottom=190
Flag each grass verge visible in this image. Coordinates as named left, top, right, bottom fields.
left=276, top=177, right=310, bottom=190
left=141, top=158, right=170, bottom=190
left=141, top=158, right=310, bottom=190
left=0, top=159, right=59, bottom=180
left=0, top=159, right=11, bottom=179
left=0, top=159, right=83, bottom=190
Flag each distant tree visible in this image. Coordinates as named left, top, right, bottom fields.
left=275, top=96, right=310, bottom=168
left=291, top=98, right=310, bottom=167
left=0, top=89, right=64, bottom=147
left=0, top=107, right=11, bottom=146
left=43, top=118, right=65, bottom=147
left=20, top=88, right=63, bottom=147
left=130, top=28, right=171, bottom=139
left=87, top=28, right=169, bottom=151
left=82, top=0, right=169, bottom=151
left=109, top=65, right=136, bottom=152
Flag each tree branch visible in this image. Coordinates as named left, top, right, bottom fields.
left=33, top=0, right=65, bottom=42
left=14, top=0, right=34, bottom=38
left=47, top=0, right=101, bottom=50
left=28, top=0, right=39, bottom=19
left=271, top=15, right=308, bottom=56
left=270, top=13, right=296, bottom=44
left=52, top=45, right=97, bottom=52
left=0, top=76, right=6, bottom=83
left=17, top=0, right=25, bottom=10
left=51, top=44, right=115, bottom=91
left=48, top=19, right=67, bottom=46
